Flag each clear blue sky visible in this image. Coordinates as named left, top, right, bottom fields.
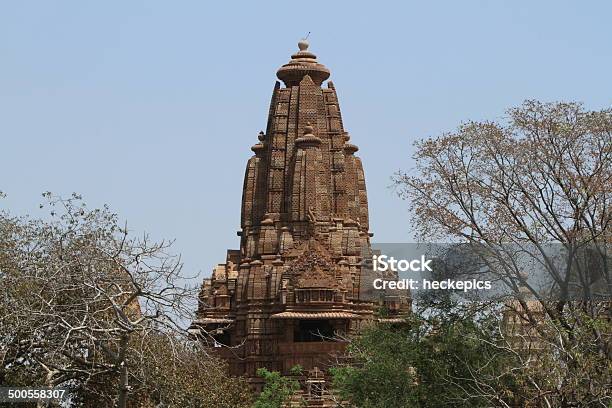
left=1, top=1, right=610, bottom=281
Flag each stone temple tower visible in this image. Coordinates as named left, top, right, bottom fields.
left=192, top=40, right=409, bottom=390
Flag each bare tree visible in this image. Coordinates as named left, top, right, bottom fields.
left=393, top=100, right=611, bottom=407
left=0, top=193, right=249, bottom=407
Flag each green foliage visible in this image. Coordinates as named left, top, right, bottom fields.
left=254, top=366, right=303, bottom=408
left=289, top=364, right=303, bottom=376
left=374, top=304, right=390, bottom=318
left=332, top=303, right=519, bottom=408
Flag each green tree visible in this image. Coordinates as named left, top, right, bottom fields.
left=331, top=302, right=520, bottom=408
left=254, top=365, right=304, bottom=408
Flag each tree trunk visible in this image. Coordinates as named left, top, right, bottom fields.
left=116, top=334, right=130, bottom=408
left=117, top=362, right=128, bottom=408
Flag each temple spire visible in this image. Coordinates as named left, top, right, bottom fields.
left=193, top=41, right=410, bottom=393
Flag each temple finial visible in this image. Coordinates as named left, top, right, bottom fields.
left=298, top=38, right=309, bottom=51
left=277, top=35, right=330, bottom=86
